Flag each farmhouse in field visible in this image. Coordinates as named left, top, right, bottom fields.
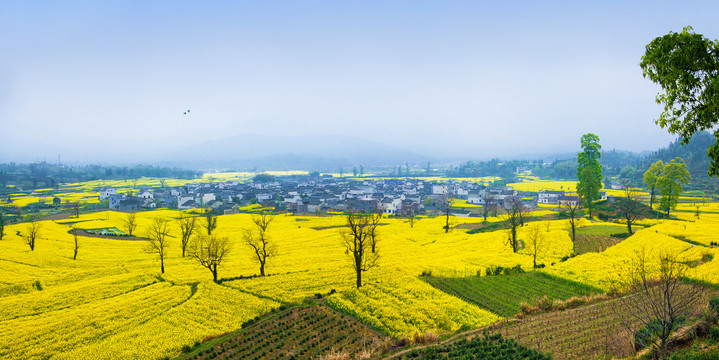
left=538, top=190, right=564, bottom=204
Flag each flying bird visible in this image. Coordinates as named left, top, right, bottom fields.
left=183, top=109, right=191, bottom=115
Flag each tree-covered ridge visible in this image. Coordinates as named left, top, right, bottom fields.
left=0, top=163, right=201, bottom=190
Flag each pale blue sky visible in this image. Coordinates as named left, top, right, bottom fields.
left=2, top=1, right=718, bottom=163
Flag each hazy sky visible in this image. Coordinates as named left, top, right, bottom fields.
left=2, top=1, right=718, bottom=163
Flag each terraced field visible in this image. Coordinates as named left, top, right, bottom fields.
left=178, top=303, right=388, bottom=360
left=395, top=333, right=550, bottom=360
left=485, top=287, right=719, bottom=360
left=573, top=224, right=629, bottom=254
left=421, top=272, right=601, bottom=317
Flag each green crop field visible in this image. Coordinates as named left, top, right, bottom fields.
left=395, top=333, right=550, bottom=360
left=421, top=272, right=601, bottom=317
left=178, top=303, right=387, bottom=360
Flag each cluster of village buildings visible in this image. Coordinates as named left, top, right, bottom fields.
left=99, top=175, right=606, bottom=216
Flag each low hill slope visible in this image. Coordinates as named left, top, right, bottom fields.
left=421, top=272, right=601, bottom=317
left=177, top=302, right=389, bottom=360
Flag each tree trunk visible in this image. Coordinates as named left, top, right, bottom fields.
left=627, top=220, right=633, bottom=235
left=445, top=211, right=450, bottom=233
left=160, top=257, right=165, bottom=274
left=212, top=264, right=218, bottom=283
left=356, top=269, right=362, bottom=288
left=511, top=226, right=517, bottom=253
left=649, top=186, right=655, bottom=209
left=260, top=262, right=265, bottom=277
left=659, top=340, right=668, bottom=360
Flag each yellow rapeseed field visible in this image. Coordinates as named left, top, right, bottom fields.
left=2, top=191, right=719, bottom=359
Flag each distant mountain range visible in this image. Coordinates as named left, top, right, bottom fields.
left=164, top=134, right=429, bottom=170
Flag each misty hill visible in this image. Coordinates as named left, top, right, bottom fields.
left=643, top=131, right=718, bottom=192
left=167, top=134, right=428, bottom=170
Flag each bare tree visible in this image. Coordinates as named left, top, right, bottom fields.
left=613, top=250, right=706, bottom=359
left=123, top=213, right=137, bottom=236
left=563, top=200, right=581, bottom=254
left=526, top=223, right=545, bottom=268
left=406, top=207, right=416, bottom=228
left=485, top=194, right=499, bottom=218
left=176, top=213, right=198, bottom=257
left=369, top=211, right=381, bottom=253
left=0, top=213, right=5, bottom=240
left=618, top=182, right=644, bottom=235
left=71, top=226, right=79, bottom=260
left=243, top=212, right=276, bottom=276
left=145, top=218, right=171, bottom=274
left=341, top=212, right=379, bottom=288
left=72, top=202, right=81, bottom=218
left=503, top=196, right=524, bottom=253
left=203, top=208, right=218, bottom=235
left=22, top=219, right=42, bottom=251
left=481, top=195, right=494, bottom=222
left=437, top=194, right=453, bottom=233
left=187, top=235, right=231, bottom=283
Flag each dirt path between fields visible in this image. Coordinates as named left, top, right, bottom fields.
left=71, top=228, right=146, bottom=241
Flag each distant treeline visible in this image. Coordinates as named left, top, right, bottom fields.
left=448, top=132, right=719, bottom=193
left=0, top=163, right=201, bottom=191
left=447, top=159, right=522, bottom=183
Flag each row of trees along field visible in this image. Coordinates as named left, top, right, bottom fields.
left=139, top=211, right=280, bottom=283
left=0, top=163, right=201, bottom=191
left=13, top=209, right=382, bottom=289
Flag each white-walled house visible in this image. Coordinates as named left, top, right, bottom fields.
left=558, top=195, right=580, bottom=207
left=201, top=193, right=216, bottom=204
left=380, top=197, right=402, bottom=215
left=99, top=188, right=117, bottom=201
left=432, top=185, right=449, bottom=195
left=467, top=189, right=487, bottom=205
left=538, top=190, right=564, bottom=204
left=455, top=187, right=469, bottom=197
left=177, top=196, right=196, bottom=209
left=108, top=194, right=124, bottom=209
left=138, top=190, right=154, bottom=200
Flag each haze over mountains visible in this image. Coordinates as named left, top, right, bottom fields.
left=166, top=134, right=427, bottom=169
left=2, top=131, right=679, bottom=171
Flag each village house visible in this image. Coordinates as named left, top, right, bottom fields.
left=538, top=190, right=564, bottom=204
left=99, top=188, right=117, bottom=201
left=558, top=195, right=580, bottom=207
left=137, top=190, right=153, bottom=200
left=380, top=197, right=402, bottom=215
left=432, top=184, right=449, bottom=195
left=467, top=189, right=487, bottom=205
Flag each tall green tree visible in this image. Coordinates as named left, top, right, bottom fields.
left=576, top=133, right=603, bottom=218
left=658, top=157, right=691, bottom=218
left=640, top=26, right=719, bottom=176
left=643, top=160, right=665, bottom=209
